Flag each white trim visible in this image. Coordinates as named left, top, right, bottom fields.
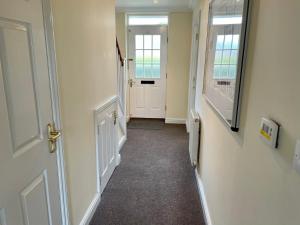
left=41, top=0, right=69, bottom=224
left=187, top=9, right=201, bottom=136
left=186, top=119, right=190, bottom=133
left=95, top=96, right=118, bottom=113
left=78, top=194, right=101, bottom=225
left=94, top=95, right=118, bottom=194
left=119, top=135, right=126, bottom=152
left=117, top=7, right=192, bottom=13
left=165, top=118, right=187, bottom=124
left=194, top=169, right=213, bottom=225
left=189, top=0, right=198, bottom=9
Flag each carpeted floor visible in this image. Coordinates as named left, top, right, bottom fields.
left=127, top=118, right=165, bottom=130
left=90, top=120, right=206, bottom=225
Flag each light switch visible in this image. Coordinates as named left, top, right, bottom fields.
left=293, top=140, right=300, bottom=174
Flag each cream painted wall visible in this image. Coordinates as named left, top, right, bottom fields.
left=51, top=0, right=117, bottom=224
left=194, top=1, right=300, bottom=225
left=166, top=12, right=192, bottom=120
left=116, top=12, right=126, bottom=57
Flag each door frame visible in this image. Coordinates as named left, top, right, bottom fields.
left=187, top=9, right=201, bottom=132
left=41, top=0, right=70, bottom=225
left=125, top=13, right=169, bottom=120
left=127, top=23, right=168, bottom=119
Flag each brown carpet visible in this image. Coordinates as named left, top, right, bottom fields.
left=90, top=120, right=206, bottom=225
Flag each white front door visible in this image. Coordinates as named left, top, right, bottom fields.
left=0, top=0, right=62, bottom=224
left=128, top=26, right=167, bottom=118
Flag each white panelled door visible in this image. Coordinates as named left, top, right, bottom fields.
left=96, top=103, right=117, bottom=194
left=0, top=0, right=62, bottom=225
left=128, top=26, right=167, bottom=118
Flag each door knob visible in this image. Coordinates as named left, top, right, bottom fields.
left=47, top=123, right=61, bottom=153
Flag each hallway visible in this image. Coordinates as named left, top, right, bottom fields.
left=90, top=120, right=205, bottom=225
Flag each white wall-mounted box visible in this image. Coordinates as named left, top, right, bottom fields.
left=259, top=118, right=280, bottom=149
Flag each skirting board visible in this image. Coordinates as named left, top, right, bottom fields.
left=79, top=193, right=100, bottom=225
left=165, top=118, right=187, bottom=124
left=194, top=169, right=213, bottom=225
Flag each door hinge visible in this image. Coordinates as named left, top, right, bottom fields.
left=113, top=110, right=118, bottom=125
left=196, top=33, right=199, bottom=41
left=166, top=73, right=168, bottom=79
left=165, top=105, right=167, bottom=111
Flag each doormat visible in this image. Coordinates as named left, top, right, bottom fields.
left=127, top=118, right=165, bottom=130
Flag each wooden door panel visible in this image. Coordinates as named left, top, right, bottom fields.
left=21, top=171, right=52, bottom=225
left=0, top=19, right=42, bottom=156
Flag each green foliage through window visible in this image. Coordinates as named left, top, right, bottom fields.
left=213, top=34, right=239, bottom=80
left=135, top=35, right=161, bottom=79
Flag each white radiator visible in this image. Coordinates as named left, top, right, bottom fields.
left=189, top=110, right=200, bottom=167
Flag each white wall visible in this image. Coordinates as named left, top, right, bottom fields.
left=194, top=1, right=300, bottom=225
left=52, top=0, right=117, bottom=224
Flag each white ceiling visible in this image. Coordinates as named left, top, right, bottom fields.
left=116, top=0, right=197, bottom=12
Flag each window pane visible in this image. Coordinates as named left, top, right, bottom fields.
left=232, top=35, right=240, bottom=49
left=230, top=50, right=238, bottom=65
left=136, top=50, right=143, bottom=64
left=135, top=35, right=143, bottom=49
left=144, top=64, right=152, bottom=78
left=152, top=64, right=160, bottom=78
left=144, top=35, right=152, bottom=49
left=153, top=35, right=161, bottom=49
left=152, top=50, right=160, bottom=64
left=144, top=50, right=152, bottom=65
left=221, top=65, right=229, bottom=77
left=128, top=16, right=168, bottom=26
left=216, top=35, right=224, bottom=50
left=222, top=50, right=231, bottom=64
left=224, top=35, right=233, bottom=49
left=136, top=64, right=144, bottom=78
left=228, top=65, right=237, bottom=79
left=214, top=50, right=223, bottom=64
left=214, top=65, right=221, bottom=79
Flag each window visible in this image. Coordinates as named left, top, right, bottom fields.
left=135, top=35, right=161, bottom=79
left=213, top=16, right=242, bottom=25
left=213, top=34, right=240, bottom=80
left=128, top=15, right=168, bottom=26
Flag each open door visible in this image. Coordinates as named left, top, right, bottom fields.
left=0, top=0, right=65, bottom=224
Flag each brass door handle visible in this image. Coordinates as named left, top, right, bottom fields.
left=48, top=123, right=61, bottom=153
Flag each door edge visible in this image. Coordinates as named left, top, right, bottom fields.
left=41, top=1, right=70, bottom=225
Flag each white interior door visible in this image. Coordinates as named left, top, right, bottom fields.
left=0, top=0, right=62, bottom=224
left=96, top=104, right=117, bottom=194
left=128, top=26, right=167, bottom=118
